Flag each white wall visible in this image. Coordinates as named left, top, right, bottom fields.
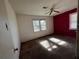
left=17, top=14, right=54, bottom=42
left=77, top=12, right=79, bottom=57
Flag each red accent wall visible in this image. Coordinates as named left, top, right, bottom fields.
left=53, top=8, right=77, bottom=37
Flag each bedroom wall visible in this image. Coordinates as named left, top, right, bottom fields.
left=53, top=8, right=77, bottom=37
left=17, top=14, right=53, bottom=42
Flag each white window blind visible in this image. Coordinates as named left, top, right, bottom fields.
left=70, top=12, right=77, bottom=30
left=40, top=20, right=47, bottom=30
left=33, top=20, right=47, bottom=32
left=33, top=20, right=40, bottom=32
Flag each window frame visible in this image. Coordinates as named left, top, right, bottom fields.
left=32, top=19, right=40, bottom=32
left=32, top=19, right=47, bottom=32
left=69, top=12, right=77, bottom=30
left=40, top=19, right=47, bottom=31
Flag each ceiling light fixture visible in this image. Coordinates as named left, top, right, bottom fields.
left=43, top=6, right=48, bottom=9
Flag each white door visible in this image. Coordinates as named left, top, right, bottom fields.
left=0, top=0, right=20, bottom=59
left=0, top=1, right=15, bottom=58
left=0, top=16, right=15, bottom=59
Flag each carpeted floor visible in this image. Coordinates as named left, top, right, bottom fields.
left=19, top=35, right=76, bottom=59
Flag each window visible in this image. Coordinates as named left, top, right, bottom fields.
left=33, top=20, right=40, bottom=32
left=40, top=20, right=47, bottom=30
left=70, top=12, right=77, bottom=30
left=33, top=20, right=47, bottom=32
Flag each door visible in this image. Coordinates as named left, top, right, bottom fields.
left=0, top=0, right=15, bottom=59
left=0, top=0, right=20, bottom=59
left=0, top=15, right=15, bottom=59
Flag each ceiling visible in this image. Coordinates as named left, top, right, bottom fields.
left=9, top=0, right=78, bottom=16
